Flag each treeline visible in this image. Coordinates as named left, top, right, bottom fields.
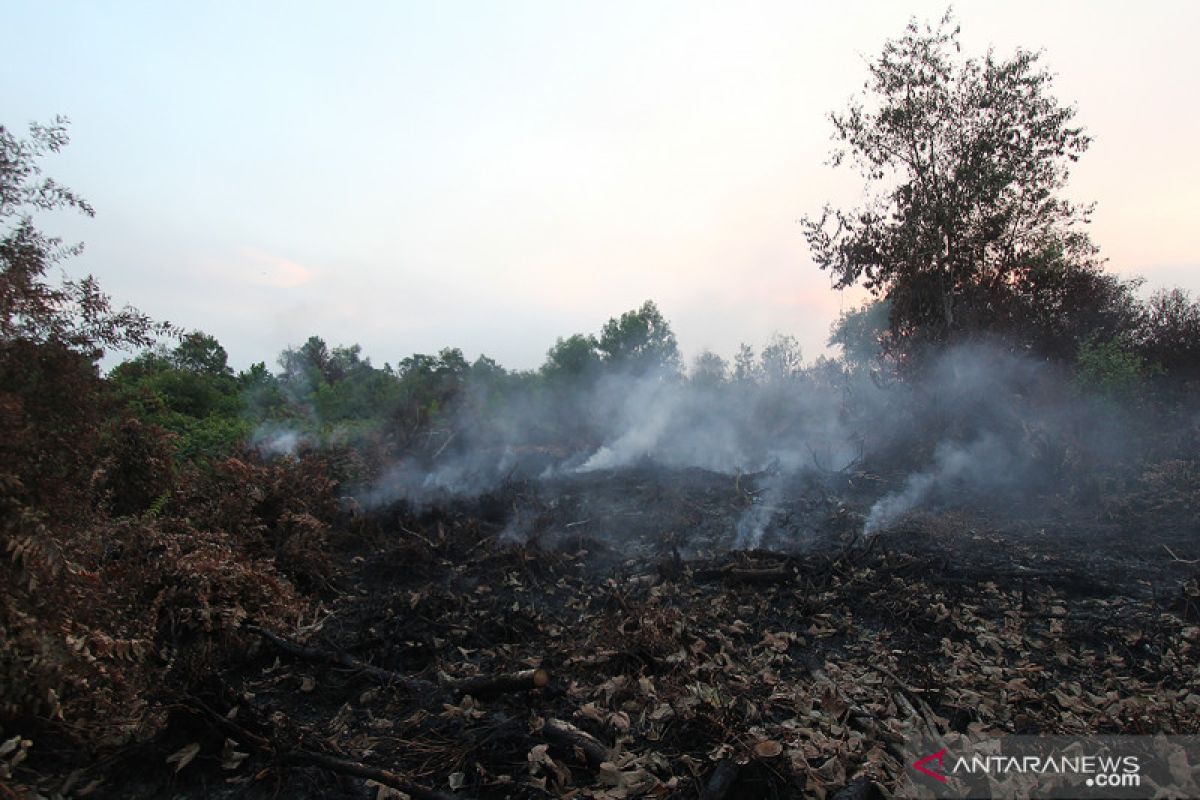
left=103, top=299, right=834, bottom=469
left=102, top=282, right=1200, bottom=485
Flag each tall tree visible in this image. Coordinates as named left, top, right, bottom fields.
left=1, top=118, right=165, bottom=352
left=1, top=119, right=168, bottom=513
left=597, top=300, right=682, bottom=376
left=802, top=13, right=1127, bottom=358
left=542, top=333, right=601, bottom=381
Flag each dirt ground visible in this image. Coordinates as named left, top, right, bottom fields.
left=89, top=466, right=1200, bottom=799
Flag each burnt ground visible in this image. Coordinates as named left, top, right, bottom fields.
left=92, top=466, right=1199, bottom=799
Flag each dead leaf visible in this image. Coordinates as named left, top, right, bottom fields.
left=166, top=741, right=201, bottom=773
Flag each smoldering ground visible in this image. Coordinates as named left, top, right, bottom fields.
left=316, top=339, right=1183, bottom=553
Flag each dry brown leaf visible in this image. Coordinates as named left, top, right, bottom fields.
left=166, top=741, right=201, bottom=773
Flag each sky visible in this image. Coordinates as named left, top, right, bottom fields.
left=3, top=1, right=1198, bottom=372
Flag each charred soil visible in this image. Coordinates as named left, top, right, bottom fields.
left=14, top=466, right=1200, bottom=799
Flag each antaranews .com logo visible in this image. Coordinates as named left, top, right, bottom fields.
left=898, top=735, right=1199, bottom=798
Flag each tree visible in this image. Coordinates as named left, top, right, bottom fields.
left=759, top=333, right=802, bottom=383
left=1, top=118, right=166, bottom=353
left=1, top=119, right=168, bottom=513
left=802, top=13, right=1119, bottom=358
left=690, top=349, right=728, bottom=387
left=542, top=333, right=601, bottom=381
left=171, top=330, right=232, bottom=376
left=829, top=300, right=892, bottom=368
left=597, top=300, right=682, bottom=376
left=1136, top=288, right=1200, bottom=381
left=732, top=343, right=759, bottom=383
left=279, top=335, right=332, bottom=390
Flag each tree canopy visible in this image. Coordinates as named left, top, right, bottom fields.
left=802, top=12, right=1131, bottom=359
left=596, top=300, right=682, bottom=376
left=1, top=118, right=167, bottom=354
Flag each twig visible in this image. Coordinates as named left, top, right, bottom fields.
left=1163, top=544, right=1199, bottom=565
left=400, top=525, right=438, bottom=549
left=247, top=624, right=438, bottom=694
left=250, top=624, right=550, bottom=701
left=873, top=664, right=950, bottom=753
left=184, top=696, right=272, bottom=751
left=284, top=749, right=460, bottom=800
left=183, top=695, right=460, bottom=799
left=431, top=431, right=456, bottom=461
left=694, top=564, right=793, bottom=585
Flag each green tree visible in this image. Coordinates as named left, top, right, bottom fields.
left=802, top=13, right=1123, bottom=358
left=279, top=335, right=332, bottom=391
left=690, top=349, right=728, bottom=387
left=1137, top=288, right=1200, bottom=381
left=597, top=300, right=682, bottom=376
left=829, top=300, right=892, bottom=368
left=1076, top=338, right=1151, bottom=399
left=760, top=333, right=802, bottom=383
left=171, top=330, right=232, bottom=376
left=1, top=118, right=166, bottom=352
left=542, top=333, right=601, bottom=381
left=108, top=331, right=250, bottom=461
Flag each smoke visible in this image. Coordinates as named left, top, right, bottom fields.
left=251, top=423, right=307, bottom=457
left=863, top=433, right=1019, bottom=534
left=350, top=361, right=878, bottom=513
left=733, top=478, right=783, bottom=550
left=315, top=336, right=1171, bottom=550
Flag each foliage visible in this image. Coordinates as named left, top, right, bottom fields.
left=0, top=121, right=323, bottom=770
left=596, top=300, right=682, bottom=376
left=690, top=349, right=728, bottom=387
left=7, top=110, right=1200, bottom=794
left=1, top=118, right=170, bottom=352
left=733, top=343, right=759, bottom=383
left=108, top=332, right=252, bottom=462
left=801, top=13, right=1120, bottom=360
left=1075, top=337, right=1152, bottom=398
left=760, top=333, right=803, bottom=383
left=1137, top=288, right=1200, bottom=382
left=543, top=333, right=601, bottom=381
left=829, top=300, right=892, bottom=368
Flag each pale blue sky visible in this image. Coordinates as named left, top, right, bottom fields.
left=4, top=1, right=1197, bottom=370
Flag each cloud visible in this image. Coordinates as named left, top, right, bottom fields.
left=240, top=248, right=315, bottom=288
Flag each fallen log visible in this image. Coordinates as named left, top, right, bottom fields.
left=699, top=758, right=738, bottom=800
left=541, top=717, right=609, bottom=769
left=284, top=749, right=460, bottom=800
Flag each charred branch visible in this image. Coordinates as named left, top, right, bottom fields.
left=541, top=718, right=610, bottom=769
left=451, top=668, right=550, bottom=699
left=283, top=750, right=459, bottom=800
left=247, top=624, right=438, bottom=695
